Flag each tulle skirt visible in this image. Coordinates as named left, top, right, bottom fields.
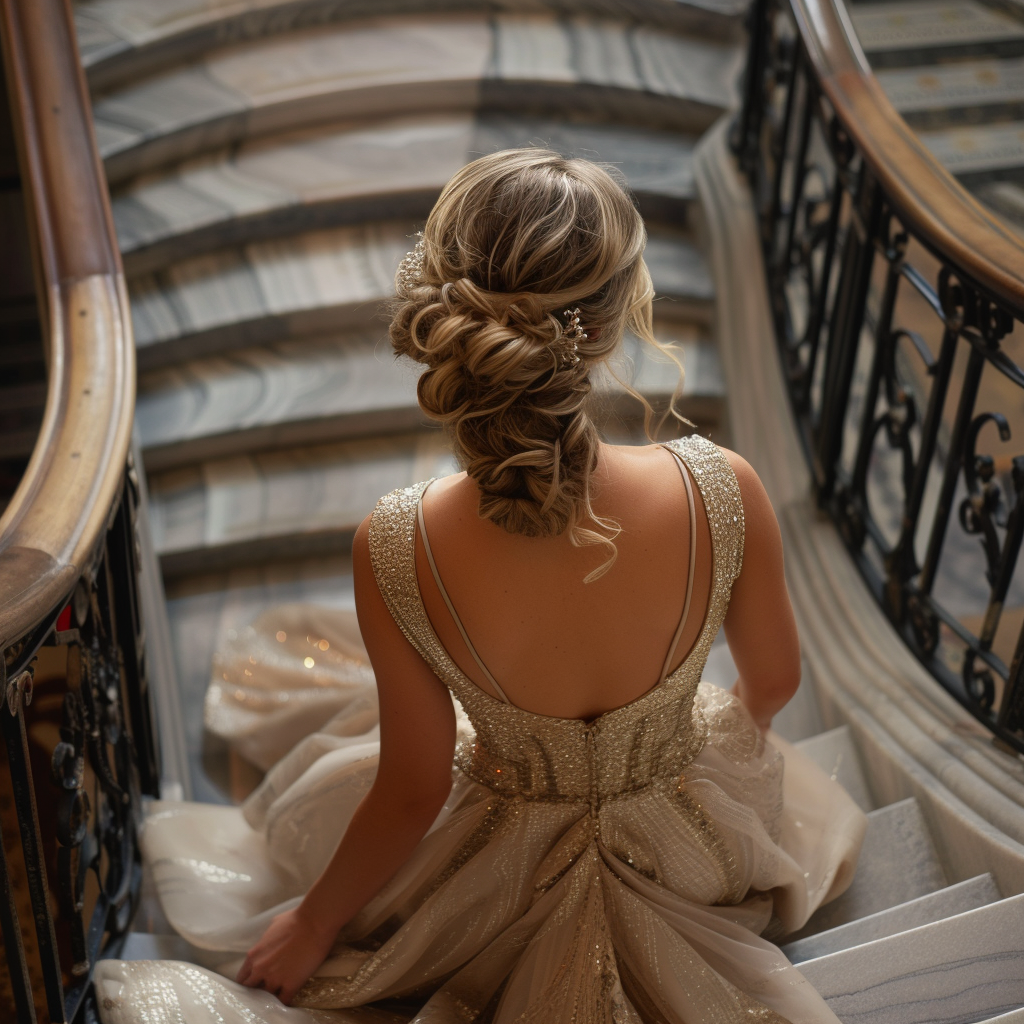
left=95, top=604, right=866, bottom=1024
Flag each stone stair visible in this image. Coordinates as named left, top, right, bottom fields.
left=850, top=0, right=1024, bottom=234
left=74, top=0, right=1024, bottom=1019
left=786, top=733, right=1024, bottom=1023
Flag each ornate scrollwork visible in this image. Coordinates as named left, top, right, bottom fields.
left=5, top=668, right=34, bottom=716
left=959, top=413, right=1013, bottom=587
left=939, top=270, right=1014, bottom=345
left=52, top=686, right=90, bottom=975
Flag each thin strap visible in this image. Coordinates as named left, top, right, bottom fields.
left=658, top=446, right=699, bottom=684
left=416, top=486, right=513, bottom=705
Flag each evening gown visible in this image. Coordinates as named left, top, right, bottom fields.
left=95, top=435, right=867, bottom=1024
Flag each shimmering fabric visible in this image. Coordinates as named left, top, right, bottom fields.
left=95, top=436, right=866, bottom=1024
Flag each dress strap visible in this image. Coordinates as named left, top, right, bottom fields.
left=658, top=446, right=699, bottom=684
left=416, top=485, right=512, bottom=705
left=369, top=480, right=499, bottom=714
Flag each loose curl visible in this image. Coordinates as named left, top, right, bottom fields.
left=389, top=148, right=671, bottom=581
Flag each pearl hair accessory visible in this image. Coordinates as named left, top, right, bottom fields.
left=396, top=237, right=426, bottom=294
left=560, top=308, right=585, bottom=368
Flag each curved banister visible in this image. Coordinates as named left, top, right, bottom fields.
left=0, top=0, right=135, bottom=651
left=787, top=0, right=1024, bottom=315
left=738, top=0, right=1024, bottom=751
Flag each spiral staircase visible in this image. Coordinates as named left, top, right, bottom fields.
left=2, top=0, right=1024, bottom=1019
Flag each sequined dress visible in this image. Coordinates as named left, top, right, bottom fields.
left=95, top=436, right=866, bottom=1024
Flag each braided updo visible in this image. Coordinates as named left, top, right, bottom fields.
left=389, top=148, right=657, bottom=579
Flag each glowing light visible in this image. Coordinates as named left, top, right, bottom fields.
left=304, top=657, right=315, bottom=668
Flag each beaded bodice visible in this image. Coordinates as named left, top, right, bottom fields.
left=368, top=435, right=745, bottom=807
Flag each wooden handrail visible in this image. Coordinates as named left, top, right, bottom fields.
left=0, top=0, right=134, bottom=650
left=789, top=0, right=1024, bottom=316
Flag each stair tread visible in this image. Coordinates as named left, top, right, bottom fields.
left=128, top=223, right=714, bottom=365
left=800, top=894, right=1024, bottom=1024
left=146, top=323, right=726, bottom=563
left=917, top=119, right=1024, bottom=177
left=784, top=796, right=947, bottom=943
left=92, top=13, right=739, bottom=182
left=792, top=725, right=874, bottom=812
left=783, top=873, right=1001, bottom=964
left=136, top=331, right=723, bottom=467
left=851, top=0, right=1024, bottom=53
left=876, top=57, right=1024, bottom=119
left=148, top=431, right=455, bottom=570
left=976, top=1010, right=1024, bottom=1024
left=75, top=0, right=749, bottom=86
left=112, top=114, right=700, bottom=270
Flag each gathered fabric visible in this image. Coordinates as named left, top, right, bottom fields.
left=95, top=436, right=866, bottom=1024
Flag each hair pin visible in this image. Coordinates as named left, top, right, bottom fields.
left=561, top=308, right=585, bottom=368
left=396, top=236, right=426, bottom=294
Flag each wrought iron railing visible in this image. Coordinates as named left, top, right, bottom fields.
left=735, top=0, right=1024, bottom=754
left=0, top=0, right=158, bottom=1019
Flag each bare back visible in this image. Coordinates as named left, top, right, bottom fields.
left=415, top=442, right=715, bottom=721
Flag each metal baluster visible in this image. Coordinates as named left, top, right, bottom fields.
left=918, top=301, right=991, bottom=601
left=813, top=173, right=882, bottom=501
left=844, top=219, right=904, bottom=550
left=0, top=663, right=37, bottom=1024
left=884, top=286, right=959, bottom=623
left=796, top=156, right=844, bottom=414
left=0, top=666, right=66, bottom=1023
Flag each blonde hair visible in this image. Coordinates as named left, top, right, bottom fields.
left=389, top=148, right=663, bottom=580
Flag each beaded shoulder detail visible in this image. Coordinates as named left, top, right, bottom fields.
left=662, top=434, right=745, bottom=596
left=366, top=480, right=452, bottom=685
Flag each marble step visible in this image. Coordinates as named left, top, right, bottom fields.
left=149, top=431, right=458, bottom=577
left=92, top=12, right=741, bottom=184
left=783, top=796, right=947, bottom=943
left=800, top=894, right=1024, bottom=1024
left=791, top=725, right=874, bottom=813
left=136, top=327, right=724, bottom=471
left=917, top=120, right=1024, bottom=184
left=147, top=330, right=727, bottom=575
left=76, top=0, right=749, bottom=93
left=977, top=1011, right=1024, bottom=1024
left=783, top=873, right=1001, bottom=964
left=850, top=0, right=1024, bottom=69
left=877, top=58, right=1024, bottom=130
left=113, top=113, right=699, bottom=275
left=128, top=222, right=713, bottom=370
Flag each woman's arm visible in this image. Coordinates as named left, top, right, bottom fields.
left=238, top=513, right=457, bottom=1005
left=721, top=451, right=801, bottom=733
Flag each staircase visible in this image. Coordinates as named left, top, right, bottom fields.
left=850, top=0, right=1024, bottom=236
left=68, top=0, right=1024, bottom=1020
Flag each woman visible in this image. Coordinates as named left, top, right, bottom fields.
left=96, top=149, right=866, bottom=1024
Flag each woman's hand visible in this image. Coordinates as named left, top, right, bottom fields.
left=236, top=906, right=337, bottom=1006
